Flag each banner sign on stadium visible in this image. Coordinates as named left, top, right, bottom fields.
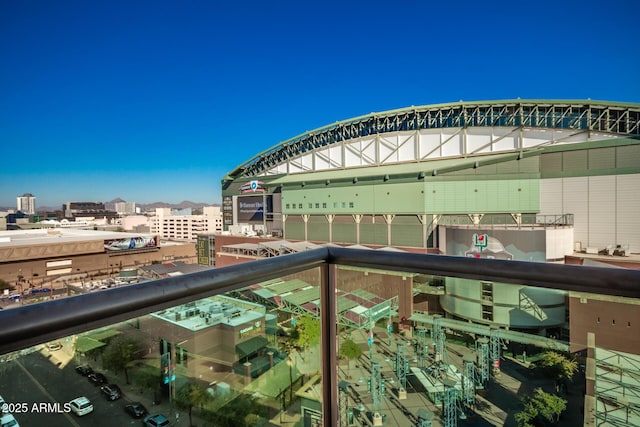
left=236, top=195, right=273, bottom=222
left=240, top=180, right=265, bottom=193
left=104, top=236, right=158, bottom=252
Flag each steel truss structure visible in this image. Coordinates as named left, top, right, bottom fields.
left=395, top=343, right=408, bottom=390
left=416, top=328, right=429, bottom=367
left=490, top=329, right=501, bottom=375
left=594, top=347, right=640, bottom=426
left=462, top=355, right=476, bottom=407
left=371, top=361, right=382, bottom=413
left=476, top=337, right=490, bottom=385
left=432, top=315, right=446, bottom=364
left=225, top=100, right=640, bottom=180
left=442, top=378, right=458, bottom=427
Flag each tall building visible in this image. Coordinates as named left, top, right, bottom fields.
left=149, top=207, right=222, bottom=242
left=16, top=193, right=36, bottom=214
left=114, top=201, right=137, bottom=215
left=203, top=206, right=223, bottom=233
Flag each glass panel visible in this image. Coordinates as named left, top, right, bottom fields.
left=333, top=267, right=640, bottom=427
left=0, top=267, right=323, bottom=427
left=1, top=258, right=639, bottom=427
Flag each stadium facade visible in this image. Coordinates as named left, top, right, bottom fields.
left=222, top=99, right=640, bottom=256
left=220, top=99, right=640, bottom=332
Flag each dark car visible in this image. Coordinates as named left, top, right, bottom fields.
left=100, top=384, right=122, bottom=400
left=75, top=365, right=94, bottom=376
left=87, top=372, right=107, bottom=385
left=124, top=402, right=147, bottom=418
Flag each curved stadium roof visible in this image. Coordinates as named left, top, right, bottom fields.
left=224, top=99, right=640, bottom=183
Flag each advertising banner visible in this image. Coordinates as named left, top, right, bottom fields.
left=104, top=236, right=158, bottom=252
left=236, top=195, right=272, bottom=223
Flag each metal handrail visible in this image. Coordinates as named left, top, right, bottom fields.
left=1, top=247, right=639, bottom=356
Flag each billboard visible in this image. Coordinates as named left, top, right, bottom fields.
left=444, top=228, right=546, bottom=262
left=104, top=236, right=158, bottom=252
left=237, top=195, right=272, bottom=223
left=197, top=236, right=210, bottom=265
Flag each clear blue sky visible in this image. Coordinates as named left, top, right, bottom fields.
left=1, top=0, right=639, bottom=209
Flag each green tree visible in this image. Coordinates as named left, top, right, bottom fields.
left=175, top=381, right=212, bottom=427
left=536, top=351, right=578, bottom=391
left=204, top=392, right=264, bottom=427
left=515, top=388, right=567, bottom=426
left=132, top=365, right=162, bottom=402
left=101, top=336, right=142, bottom=384
left=339, top=338, right=363, bottom=374
left=296, top=315, right=320, bottom=350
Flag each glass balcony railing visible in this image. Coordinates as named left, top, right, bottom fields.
left=0, top=248, right=638, bottom=427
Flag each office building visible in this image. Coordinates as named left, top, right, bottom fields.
left=150, top=206, right=223, bottom=242
left=114, top=201, right=137, bottom=215
left=16, top=193, right=36, bottom=215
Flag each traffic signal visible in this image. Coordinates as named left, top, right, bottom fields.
left=163, top=366, right=169, bottom=384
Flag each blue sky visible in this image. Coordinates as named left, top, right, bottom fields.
left=1, top=0, right=639, bottom=209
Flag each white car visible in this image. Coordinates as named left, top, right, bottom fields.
left=69, top=397, right=93, bottom=416
left=0, top=413, right=20, bottom=427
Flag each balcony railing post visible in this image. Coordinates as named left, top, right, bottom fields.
left=320, top=262, right=338, bottom=427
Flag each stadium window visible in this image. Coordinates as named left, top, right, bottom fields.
left=315, top=203, right=320, bottom=208
left=298, top=203, right=302, bottom=209
left=286, top=204, right=290, bottom=209
left=308, top=203, right=312, bottom=209
left=333, top=202, right=338, bottom=208
left=322, top=203, right=327, bottom=208
left=349, top=202, right=354, bottom=208
left=341, top=202, right=346, bottom=208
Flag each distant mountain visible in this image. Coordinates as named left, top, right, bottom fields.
left=106, top=198, right=217, bottom=210
left=139, top=200, right=215, bottom=210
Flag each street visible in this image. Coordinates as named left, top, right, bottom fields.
left=1, top=351, right=154, bottom=426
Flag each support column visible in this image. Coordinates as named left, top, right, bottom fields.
left=469, top=214, right=484, bottom=225
left=417, top=214, right=428, bottom=248
left=282, top=214, right=287, bottom=239
left=511, top=213, right=522, bottom=227
left=353, top=214, right=363, bottom=244
left=302, top=214, right=310, bottom=241
left=320, top=263, right=338, bottom=427
left=326, top=214, right=335, bottom=243
left=383, top=214, right=395, bottom=246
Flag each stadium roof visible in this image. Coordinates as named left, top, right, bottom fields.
left=224, top=99, right=640, bottom=181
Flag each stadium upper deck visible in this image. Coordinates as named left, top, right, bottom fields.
left=223, top=99, right=640, bottom=183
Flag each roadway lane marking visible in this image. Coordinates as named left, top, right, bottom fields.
left=15, top=359, right=81, bottom=427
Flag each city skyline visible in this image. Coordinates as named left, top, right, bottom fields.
left=2, top=0, right=639, bottom=207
